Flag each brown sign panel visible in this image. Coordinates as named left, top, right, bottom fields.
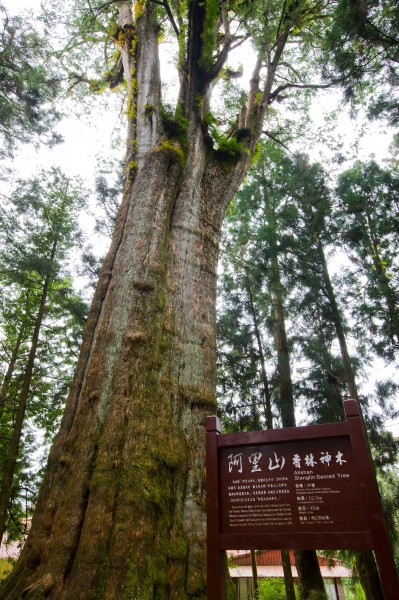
left=206, top=400, right=399, bottom=600
left=219, top=437, right=368, bottom=535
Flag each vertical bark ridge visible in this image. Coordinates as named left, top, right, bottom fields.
left=58, top=151, right=181, bottom=597
left=0, top=149, right=183, bottom=599
left=5, top=185, right=136, bottom=599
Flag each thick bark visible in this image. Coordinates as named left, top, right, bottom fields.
left=294, top=550, right=326, bottom=600
left=0, top=239, right=57, bottom=544
left=1, top=125, right=252, bottom=600
left=0, top=23, right=253, bottom=600
left=1, top=142, right=195, bottom=600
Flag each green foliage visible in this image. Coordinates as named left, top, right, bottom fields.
left=94, top=159, right=124, bottom=239
left=218, top=137, right=399, bottom=459
left=205, top=116, right=248, bottom=163
left=198, top=0, right=219, bottom=71
left=218, top=141, right=347, bottom=428
left=215, top=136, right=244, bottom=159
left=307, top=593, right=327, bottom=600
left=0, top=4, right=62, bottom=156
left=342, top=579, right=366, bottom=600
left=258, top=577, right=299, bottom=600
left=0, top=167, right=89, bottom=541
left=321, top=0, right=399, bottom=121
left=335, top=160, right=399, bottom=359
left=160, top=102, right=188, bottom=138
left=0, top=559, right=14, bottom=583
left=158, top=102, right=188, bottom=164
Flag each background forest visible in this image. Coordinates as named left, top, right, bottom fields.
left=0, top=0, right=398, bottom=598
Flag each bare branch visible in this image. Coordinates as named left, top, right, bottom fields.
left=269, top=80, right=336, bottom=103
left=262, top=130, right=294, bottom=154
left=149, top=0, right=180, bottom=38
left=229, top=34, right=251, bottom=52
left=275, top=0, right=289, bottom=44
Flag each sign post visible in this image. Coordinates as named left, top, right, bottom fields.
left=205, top=400, right=399, bottom=600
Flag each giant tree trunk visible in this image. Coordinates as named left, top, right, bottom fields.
left=1, top=118, right=228, bottom=600
left=0, top=5, right=259, bottom=599
left=0, top=0, right=306, bottom=596
left=1, top=125, right=235, bottom=600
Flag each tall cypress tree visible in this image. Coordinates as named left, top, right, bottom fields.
left=219, top=142, right=399, bottom=599
left=0, top=168, right=88, bottom=543
left=335, top=160, right=399, bottom=359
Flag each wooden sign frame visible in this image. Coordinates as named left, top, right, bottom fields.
left=206, top=400, right=399, bottom=600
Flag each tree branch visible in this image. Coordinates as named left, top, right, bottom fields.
left=229, top=34, right=251, bottom=52
left=262, top=130, right=293, bottom=154
left=207, top=0, right=232, bottom=82
left=269, top=80, right=337, bottom=103
left=149, top=0, right=180, bottom=38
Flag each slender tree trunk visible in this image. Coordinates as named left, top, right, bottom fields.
left=0, top=239, right=57, bottom=543
left=281, top=549, right=296, bottom=600
left=355, top=551, right=387, bottom=600
left=364, top=212, right=399, bottom=345
left=246, top=281, right=273, bottom=428
left=294, top=550, right=326, bottom=600
left=271, top=252, right=296, bottom=428
left=0, top=328, right=24, bottom=414
left=0, top=288, right=32, bottom=416
left=269, top=241, right=326, bottom=599
left=250, top=550, right=259, bottom=599
left=310, top=223, right=385, bottom=600
left=246, top=276, right=296, bottom=599
left=313, top=231, right=359, bottom=402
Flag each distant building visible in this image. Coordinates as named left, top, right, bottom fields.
left=0, top=538, right=22, bottom=560
left=228, top=549, right=352, bottom=600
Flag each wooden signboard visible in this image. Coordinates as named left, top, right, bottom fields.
left=206, top=400, right=399, bottom=600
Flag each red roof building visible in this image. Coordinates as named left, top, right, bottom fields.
left=228, top=549, right=352, bottom=600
